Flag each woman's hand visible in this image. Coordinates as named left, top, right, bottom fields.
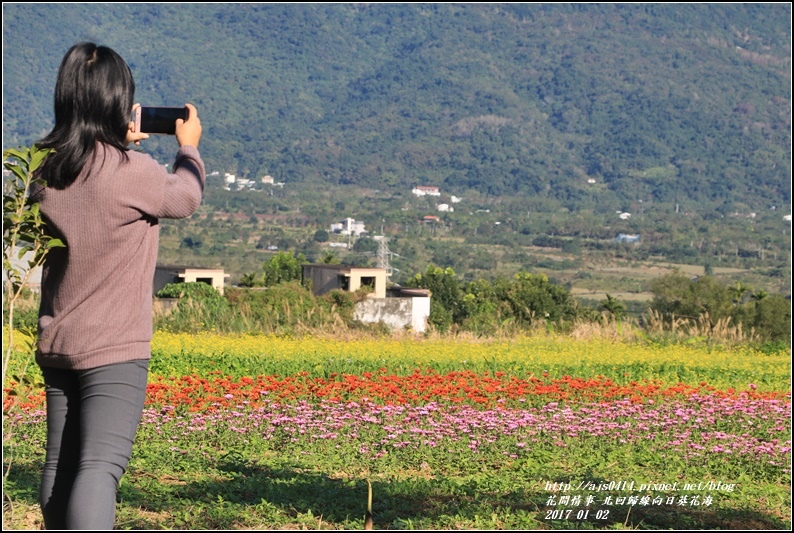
left=125, top=104, right=150, bottom=146
left=175, top=103, right=202, bottom=148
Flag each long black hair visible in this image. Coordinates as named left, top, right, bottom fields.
left=37, top=43, right=135, bottom=189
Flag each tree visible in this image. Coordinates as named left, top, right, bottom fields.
left=313, top=229, right=329, bottom=243
left=649, top=273, right=733, bottom=322
left=750, top=290, right=769, bottom=302
left=180, top=235, right=203, bottom=249
left=3, top=145, right=64, bottom=383
left=728, top=282, right=751, bottom=305
left=353, top=237, right=378, bottom=254
left=407, top=265, right=463, bottom=332
left=751, top=294, right=791, bottom=342
left=600, top=293, right=626, bottom=319
left=500, top=272, right=577, bottom=325
left=237, top=272, right=262, bottom=287
left=320, top=251, right=339, bottom=264
left=3, top=145, right=65, bottom=488
left=262, top=251, right=307, bottom=286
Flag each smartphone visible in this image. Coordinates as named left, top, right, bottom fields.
left=132, top=106, right=188, bottom=135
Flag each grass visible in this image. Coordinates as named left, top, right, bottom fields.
left=3, top=332, right=791, bottom=530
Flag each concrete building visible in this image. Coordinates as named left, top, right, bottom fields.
left=154, top=265, right=230, bottom=295
left=302, top=265, right=431, bottom=332
left=302, top=264, right=387, bottom=299
left=330, top=217, right=367, bottom=236
left=354, top=287, right=431, bottom=333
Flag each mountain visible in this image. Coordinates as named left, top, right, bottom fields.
left=3, top=3, right=791, bottom=214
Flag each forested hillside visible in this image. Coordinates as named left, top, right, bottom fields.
left=3, top=3, right=791, bottom=213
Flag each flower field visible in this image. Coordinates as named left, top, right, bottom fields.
left=3, top=333, right=791, bottom=530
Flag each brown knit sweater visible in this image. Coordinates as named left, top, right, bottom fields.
left=33, top=144, right=205, bottom=370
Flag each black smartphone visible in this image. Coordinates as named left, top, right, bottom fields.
left=132, top=106, right=188, bottom=135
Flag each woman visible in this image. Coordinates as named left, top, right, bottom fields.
left=32, top=42, right=204, bottom=529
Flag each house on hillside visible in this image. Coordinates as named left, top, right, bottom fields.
left=412, top=186, right=441, bottom=197
left=330, top=217, right=367, bottom=236
left=614, top=233, right=641, bottom=244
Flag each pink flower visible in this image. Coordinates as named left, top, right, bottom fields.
left=749, top=384, right=757, bottom=390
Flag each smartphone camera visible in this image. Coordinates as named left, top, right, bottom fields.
left=133, top=106, right=188, bottom=135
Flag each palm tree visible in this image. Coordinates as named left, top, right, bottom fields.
left=751, top=290, right=769, bottom=302
left=238, top=272, right=261, bottom=287
left=600, top=293, right=626, bottom=319
left=728, top=282, right=751, bottom=304
left=320, top=251, right=339, bottom=264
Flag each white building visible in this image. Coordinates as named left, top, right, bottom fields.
left=412, top=186, right=441, bottom=197
left=330, top=217, right=367, bottom=236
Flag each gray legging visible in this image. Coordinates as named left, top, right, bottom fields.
left=39, top=359, right=149, bottom=530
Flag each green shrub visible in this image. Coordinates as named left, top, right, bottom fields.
left=155, top=282, right=232, bottom=333
left=751, top=295, right=792, bottom=343
left=156, top=282, right=222, bottom=300
left=225, top=283, right=334, bottom=332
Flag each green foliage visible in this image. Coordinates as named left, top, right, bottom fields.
left=155, top=283, right=232, bottom=334
left=5, top=301, right=39, bottom=333
left=649, top=273, right=791, bottom=343
left=2, top=144, right=65, bottom=489
left=2, top=145, right=64, bottom=384
left=408, top=266, right=462, bottom=317
left=322, top=289, right=359, bottom=323
left=180, top=235, right=203, bottom=250
left=407, top=266, right=579, bottom=333
left=649, top=273, right=733, bottom=321
left=319, top=251, right=340, bottom=264
left=750, top=294, right=792, bottom=342
left=599, top=294, right=627, bottom=319
left=240, top=251, right=308, bottom=288
left=3, top=146, right=63, bottom=296
left=224, top=283, right=335, bottom=331
left=313, top=229, right=329, bottom=243
left=500, top=272, right=577, bottom=325
left=156, top=281, right=223, bottom=300
left=263, top=251, right=307, bottom=287
left=155, top=280, right=358, bottom=335
left=352, top=237, right=378, bottom=254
